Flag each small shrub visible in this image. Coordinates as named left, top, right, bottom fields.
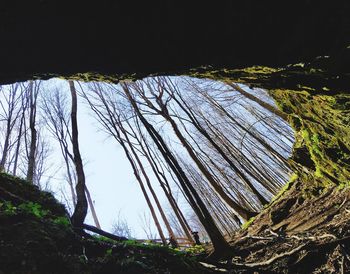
left=185, top=245, right=206, bottom=255
left=53, top=216, right=71, bottom=227
left=0, top=201, right=17, bottom=215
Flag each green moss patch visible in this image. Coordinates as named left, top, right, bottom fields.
left=241, top=217, right=256, bottom=230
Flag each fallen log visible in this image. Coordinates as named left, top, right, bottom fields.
left=82, top=223, right=128, bottom=242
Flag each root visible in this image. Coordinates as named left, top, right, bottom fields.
left=231, top=235, right=350, bottom=270
left=232, top=243, right=307, bottom=268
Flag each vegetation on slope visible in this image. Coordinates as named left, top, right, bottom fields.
left=0, top=172, right=218, bottom=274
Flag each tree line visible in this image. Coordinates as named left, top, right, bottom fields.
left=0, top=76, right=293, bottom=256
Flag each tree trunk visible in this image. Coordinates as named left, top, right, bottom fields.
left=117, top=128, right=167, bottom=244
left=13, top=104, right=26, bottom=176
left=144, top=147, right=194, bottom=243
left=121, top=142, right=167, bottom=245
left=135, top=124, right=195, bottom=242
left=69, top=80, right=88, bottom=228
left=120, top=118, right=179, bottom=244
left=26, top=81, right=37, bottom=183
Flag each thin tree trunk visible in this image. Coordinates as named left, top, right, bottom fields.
left=123, top=118, right=184, bottom=243
left=0, top=84, right=21, bottom=171
left=144, top=146, right=194, bottom=243
left=121, top=141, right=167, bottom=245
left=13, top=105, right=26, bottom=175
left=124, top=135, right=176, bottom=244
left=26, top=81, right=37, bottom=183
left=63, top=152, right=77, bottom=206
left=143, top=142, right=194, bottom=242
left=85, top=185, right=101, bottom=229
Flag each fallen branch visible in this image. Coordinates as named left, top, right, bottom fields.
left=82, top=223, right=128, bottom=242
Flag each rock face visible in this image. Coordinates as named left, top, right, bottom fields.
left=0, top=2, right=349, bottom=273
left=0, top=1, right=349, bottom=84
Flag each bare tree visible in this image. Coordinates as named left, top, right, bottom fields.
left=75, top=76, right=292, bottom=256
left=69, top=80, right=88, bottom=227
left=139, top=212, right=158, bottom=241
left=25, top=81, right=40, bottom=183
left=112, top=211, right=133, bottom=239
left=0, top=83, right=23, bottom=171
left=41, top=82, right=100, bottom=228
left=12, top=84, right=29, bottom=176
left=41, top=86, right=77, bottom=207
left=122, top=84, right=231, bottom=256
left=125, top=78, right=257, bottom=220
